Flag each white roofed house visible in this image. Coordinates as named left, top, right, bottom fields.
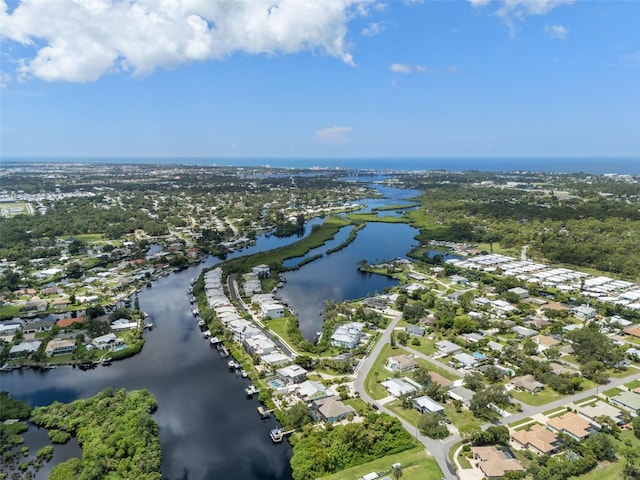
left=412, top=395, right=444, bottom=414
left=381, top=378, right=419, bottom=397
left=9, top=341, right=42, bottom=358
left=276, top=364, right=308, bottom=386
left=296, top=380, right=332, bottom=402
left=331, top=322, right=364, bottom=349
left=45, top=338, right=76, bottom=356
left=93, top=333, right=119, bottom=350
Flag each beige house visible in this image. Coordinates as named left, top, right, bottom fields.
left=546, top=412, right=598, bottom=441
left=385, top=355, right=418, bottom=373
left=510, top=374, right=544, bottom=394
left=471, top=446, right=524, bottom=479
left=511, top=424, right=560, bottom=455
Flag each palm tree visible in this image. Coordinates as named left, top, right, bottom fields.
left=391, top=464, right=403, bottom=480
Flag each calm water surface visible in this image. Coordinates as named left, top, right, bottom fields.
left=2, top=179, right=421, bottom=479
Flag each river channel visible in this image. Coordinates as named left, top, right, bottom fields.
left=1, top=180, right=422, bottom=480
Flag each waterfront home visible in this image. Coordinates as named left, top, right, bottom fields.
left=23, top=317, right=56, bottom=334
left=110, top=318, right=138, bottom=331
left=610, top=391, right=640, bottom=416
left=244, top=334, right=278, bottom=357
left=57, top=316, right=85, bottom=329
left=385, top=355, right=418, bottom=373
left=22, top=298, right=48, bottom=312
left=9, top=340, right=42, bottom=358
left=313, top=396, right=356, bottom=423
left=412, top=395, right=444, bottom=414
left=93, top=333, right=119, bottom=350
left=252, top=264, right=270, bottom=278
left=45, top=338, right=76, bottom=356
left=0, top=322, right=23, bottom=336
left=331, top=322, right=364, bottom=349
left=510, top=374, right=544, bottom=394
left=296, top=380, right=332, bottom=402
left=252, top=294, right=285, bottom=319
left=511, top=424, right=560, bottom=456
left=276, top=365, right=308, bottom=385
left=546, top=412, right=598, bottom=441
left=260, top=352, right=291, bottom=367
left=471, top=446, right=524, bottom=479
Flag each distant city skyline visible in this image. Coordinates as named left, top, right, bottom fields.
left=1, top=0, right=639, bottom=159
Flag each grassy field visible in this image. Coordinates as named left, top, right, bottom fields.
left=509, top=388, right=563, bottom=406
left=56, top=233, right=105, bottom=243
left=318, top=447, right=443, bottom=480
left=543, top=406, right=568, bottom=416
left=346, top=213, right=411, bottom=224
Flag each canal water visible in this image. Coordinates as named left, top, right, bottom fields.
left=1, top=179, right=422, bottom=480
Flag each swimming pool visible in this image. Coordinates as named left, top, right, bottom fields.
left=112, top=344, right=129, bottom=352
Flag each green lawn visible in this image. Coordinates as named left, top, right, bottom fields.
left=543, top=406, right=568, bottom=416
left=365, top=344, right=408, bottom=400
left=509, top=388, right=563, bottom=406
left=318, top=447, right=443, bottom=480
left=602, top=387, right=623, bottom=398
left=509, top=417, right=535, bottom=428
left=570, top=461, right=623, bottom=480
left=610, top=368, right=638, bottom=379
left=443, top=405, right=478, bottom=428
left=57, top=233, right=105, bottom=243
left=343, top=398, right=368, bottom=415
left=625, top=379, right=640, bottom=389
left=401, top=336, right=436, bottom=357
left=0, top=304, right=23, bottom=320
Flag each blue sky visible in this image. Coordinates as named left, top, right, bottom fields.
left=1, top=0, right=639, bottom=158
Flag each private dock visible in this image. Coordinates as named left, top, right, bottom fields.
left=257, top=406, right=274, bottom=419
left=269, top=428, right=295, bottom=443
left=245, top=385, right=259, bottom=397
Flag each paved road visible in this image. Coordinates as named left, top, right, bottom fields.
left=353, top=309, right=460, bottom=480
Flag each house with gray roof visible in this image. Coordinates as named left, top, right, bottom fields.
left=436, top=340, right=463, bottom=356
left=9, top=341, right=41, bottom=358
left=610, top=391, right=640, bottom=416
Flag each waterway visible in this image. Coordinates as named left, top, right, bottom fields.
left=1, top=178, right=421, bottom=480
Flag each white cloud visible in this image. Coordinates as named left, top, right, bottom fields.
left=391, top=63, right=413, bottom=74
left=313, top=126, right=352, bottom=143
left=467, top=0, right=575, bottom=37
left=467, top=0, right=491, bottom=6
left=361, top=22, right=383, bottom=37
left=544, top=23, right=569, bottom=40
left=0, top=0, right=370, bottom=82
left=390, top=63, right=425, bottom=74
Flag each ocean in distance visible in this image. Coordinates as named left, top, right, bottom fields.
left=3, top=156, right=640, bottom=175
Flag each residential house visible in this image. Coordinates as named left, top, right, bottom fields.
left=510, top=374, right=544, bottom=394
left=471, top=446, right=524, bottom=479
left=405, top=325, right=425, bottom=337
left=252, top=264, right=270, bottom=278
left=412, top=395, right=444, bottom=414
left=449, top=275, right=468, bottom=285
left=9, top=341, right=42, bottom=358
left=435, top=340, right=463, bottom=356
left=380, top=378, right=418, bottom=397
left=45, top=338, right=76, bottom=356
left=533, top=334, right=561, bottom=352
left=508, top=287, right=530, bottom=299
left=492, top=300, right=517, bottom=314
left=461, top=332, right=483, bottom=343
left=572, top=305, right=597, bottom=321
left=427, top=372, right=453, bottom=390
left=313, top=396, right=356, bottom=423
left=624, top=325, right=640, bottom=339
left=296, top=380, right=332, bottom=403
left=23, top=318, right=55, bottom=334
left=577, top=401, right=627, bottom=426
left=546, top=412, right=598, bottom=441
left=511, top=424, right=561, bottom=456
left=110, top=318, right=138, bottom=331
left=385, top=355, right=418, bottom=373
left=93, top=333, right=119, bottom=350
left=276, top=365, right=308, bottom=385
left=487, top=341, right=504, bottom=353
left=331, top=322, right=364, bottom=349
left=57, top=317, right=85, bottom=329
left=450, top=352, right=478, bottom=370
left=260, top=352, right=291, bottom=367
left=512, top=326, right=537, bottom=338
left=610, top=391, right=640, bottom=416
left=448, top=386, right=474, bottom=407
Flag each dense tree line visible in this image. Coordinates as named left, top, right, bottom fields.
left=31, top=388, right=161, bottom=480
left=290, top=413, right=415, bottom=480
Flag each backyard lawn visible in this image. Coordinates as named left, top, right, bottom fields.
left=509, top=388, right=563, bottom=406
